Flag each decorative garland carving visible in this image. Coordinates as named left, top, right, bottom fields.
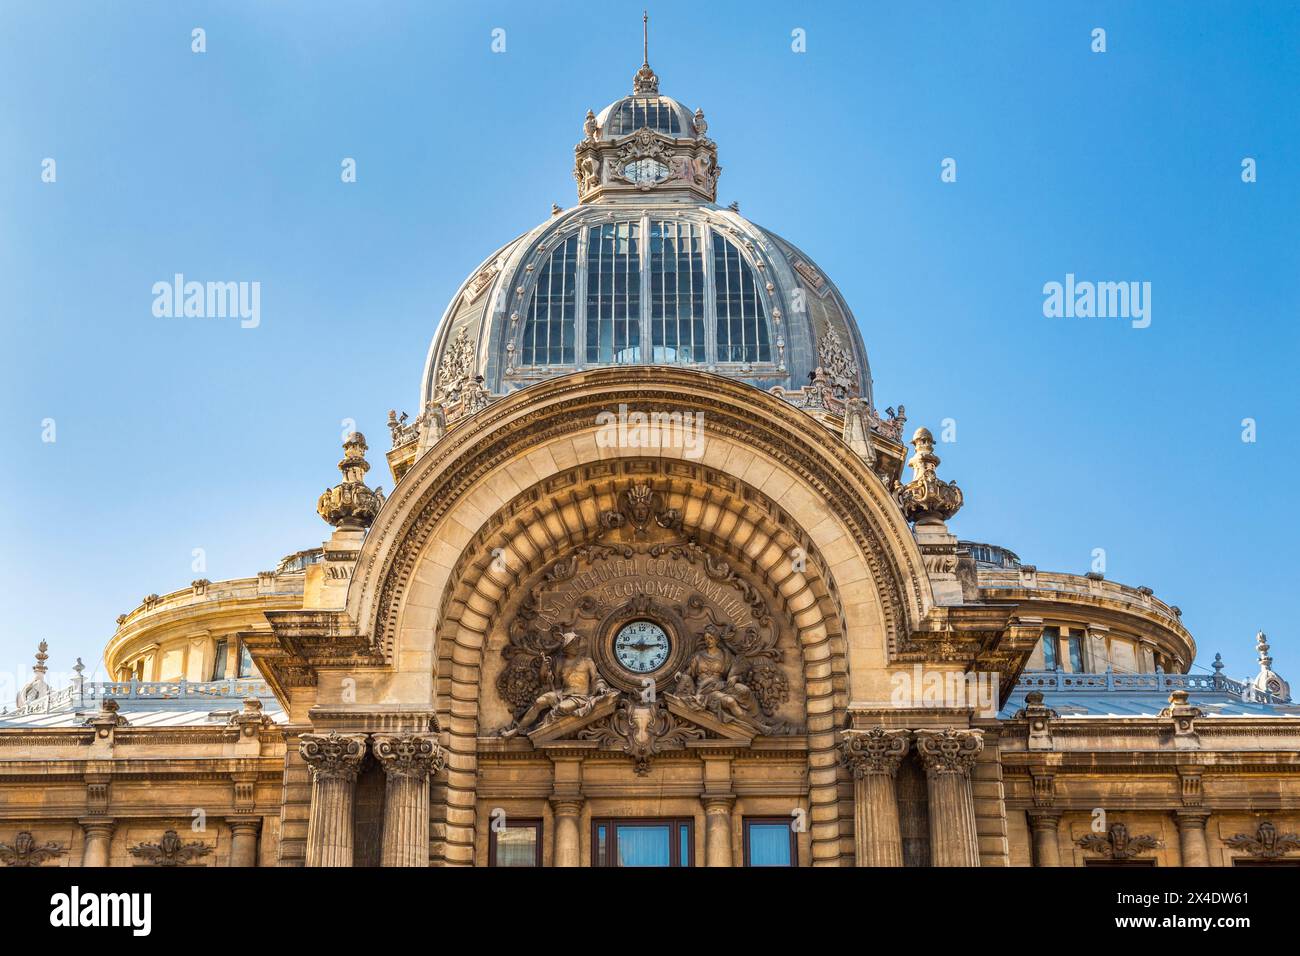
left=1076, top=822, right=1162, bottom=859
left=1225, top=822, right=1300, bottom=859
left=578, top=697, right=706, bottom=774
left=129, top=830, right=212, bottom=867
left=435, top=327, right=477, bottom=401
left=0, top=832, right=65, bottom=867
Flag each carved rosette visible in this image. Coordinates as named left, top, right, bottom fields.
left=371, top=733, right=446, bottom=780
left=894, top=427, right=963, bottom=523
left=913, top=728, right=983, bottom=776
left=299, top=732, right=368, bottom=783
left=838, top=728, right=910, bottom=778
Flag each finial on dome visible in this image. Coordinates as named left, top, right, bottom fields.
left=633, top=11, right=659, bottom=94
left=894, top=427, right=964, bottom=524
left=1247, top=629, right=1291, bottom=703
left=316, top=433, right=385, bottom=530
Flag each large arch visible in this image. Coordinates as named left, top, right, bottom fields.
left=344, top=367, right=933, bottom=863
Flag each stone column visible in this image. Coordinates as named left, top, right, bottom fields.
left=913, top=728, right=984, bottom=867
left=1175, top=810, right=1211, bottom=867
left=838, top=728, right=910, bottom=866
left=550, top=798, right=584, bottom=867
left=79, top=818, right=115, bottom=867
left=702, top=796, right=735, bottom=867
left=227, top=817, right=262, bottom=867
left=299, top=732, right=368, bottom=868
left=1027, top=810, right=1062, bottom=867
left=372, top=733, right=445, bottom=867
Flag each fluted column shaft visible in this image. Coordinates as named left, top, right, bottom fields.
left=80, top=819, right=115, bottom=867
left=299, top=732, right=367, bottom=868
left=702, top=797, right=735, bottom=867
left=914, top=729, right=984, bottom=867
left=551, top=799, right=583, bottom=867
left=227, top=817, right=261, bottom=867
left=1027, top=810, right=1062, bottom=867
left=1176, top=810, right=1211, bottom=867
left=839, top=729, right=910, bottom=866
left=373, top=733, right=445, bottom=867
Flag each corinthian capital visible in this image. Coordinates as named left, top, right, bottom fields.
left=838, top=728, right=910, bottom=778
left=913, top=728, right=983, bottom=776
left=371, top=733, right=446, bottom=780
left=299, top=732, right=368, bottom=782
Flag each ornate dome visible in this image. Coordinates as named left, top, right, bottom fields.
left=420, top=43, right=874, bottom=415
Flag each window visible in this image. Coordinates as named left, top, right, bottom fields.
left=1040, top=626, right=1085, bottom=672
left=236, top=641, right=257, bottom=678
left=713, top=233, right=771, bottom=363
left=648, top=220, right=705, bottom=363
left=516, top=218, right=774, bottom=372
left=604, top=97, right=682, bottom=136
left=591, top=818, right=693, bottom=867
left=586, top=221, right=642, bottom=365
left=210, top=639, right=228, bottom=680
left=1041, top=628, right=1058, bottom=670
left=1065, top=629, right=1084, bottom=672
left=520, top=235, right=577, bottom=366
left=489, top=819, right=541, bottom=867
left=744, top=818, right=796, bottom=867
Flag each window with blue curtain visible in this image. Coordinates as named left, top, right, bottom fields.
left=592, top=819, right=692, bottom=866
left=1041, top=627, right=1060, bottom=670
left=745, top=820, right=795, bottom=867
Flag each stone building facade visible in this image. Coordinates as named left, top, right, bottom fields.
left=2, top=50, right=1297, bottom=869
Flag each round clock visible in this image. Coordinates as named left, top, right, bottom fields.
left=622, top=158, right=669, bottom=185
left=613, top=620, right=671, bottom=673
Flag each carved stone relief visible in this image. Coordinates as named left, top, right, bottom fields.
left=489, top=482, right=801, bottom=768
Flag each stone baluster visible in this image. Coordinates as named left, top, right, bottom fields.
left=299, top=732, right=368, bottom=867
left=372, top=733, right=446, bottom=867
left=838, top=728, right=910, bottom=866
left=913, top=728, right=984, bottom=867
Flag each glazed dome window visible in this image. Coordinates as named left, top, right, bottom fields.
left=514, top=216, right=773, bottom=374
left=603, top=96, right=684, bottom=136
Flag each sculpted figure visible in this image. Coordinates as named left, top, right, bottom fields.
left=674, top=625, right=758, bottom=723
left=500, top=632, right=611, bottom=737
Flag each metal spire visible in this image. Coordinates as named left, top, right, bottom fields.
left=643, top=10, right=649, bottom=66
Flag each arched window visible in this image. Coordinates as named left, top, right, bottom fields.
left=513, top=218, right=774, bottom=372
left=648, top=219, right=705, bottom=363
left=586, top=221, right=642, bottom=365
left=713, top=234, right=771, bottom=363
left=520, top=234, right=578, bottom=366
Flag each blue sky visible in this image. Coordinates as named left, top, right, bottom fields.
left=2, top=1, right=1296, bottom=692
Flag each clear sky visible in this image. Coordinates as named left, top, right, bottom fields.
left=2, top=1, right=1296, bottom=696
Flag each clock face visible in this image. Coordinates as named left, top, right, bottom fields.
left=613, top=620, right=671, bottom=673
left=623, top=158, right=669, bottom=185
